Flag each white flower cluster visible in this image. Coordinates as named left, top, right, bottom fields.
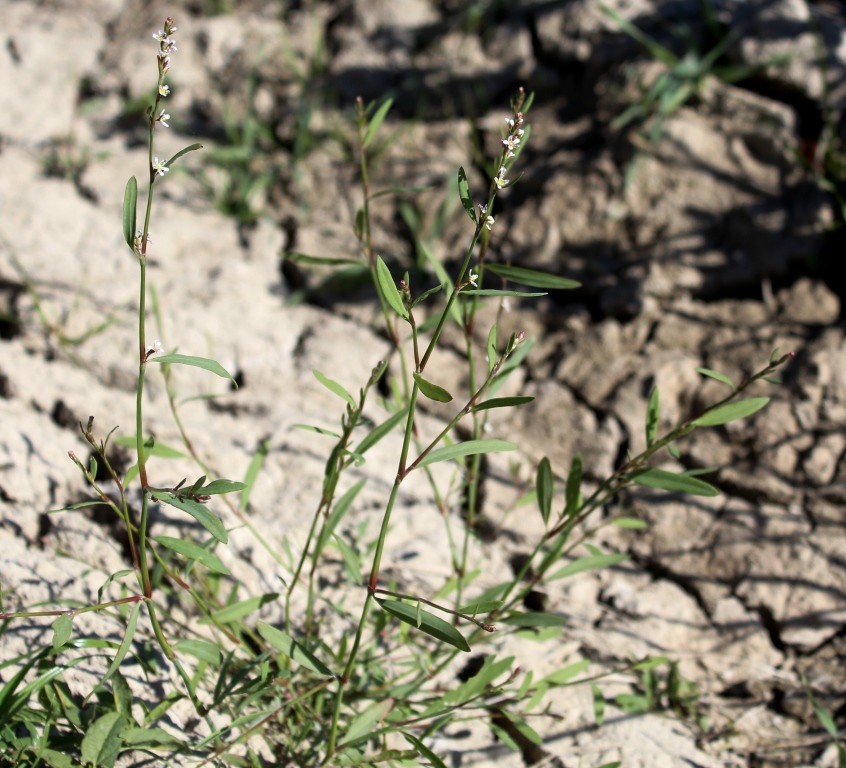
left=502, top=111, right=525, bottom=159
left=153, top=17, right=177, bottom=77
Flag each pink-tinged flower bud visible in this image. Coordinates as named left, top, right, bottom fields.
left=515, top=330, right=525, bottom=344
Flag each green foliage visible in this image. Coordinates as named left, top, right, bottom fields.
left=0, top=22, right=797, bottom=768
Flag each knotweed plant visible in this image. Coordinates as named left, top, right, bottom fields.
left=0, top=17, right=794, bottom=768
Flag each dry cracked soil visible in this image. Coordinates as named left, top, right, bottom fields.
left=1, top=0, right=845, bottom=766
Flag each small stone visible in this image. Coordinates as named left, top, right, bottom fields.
left=778, top=278, right=840, bottom=325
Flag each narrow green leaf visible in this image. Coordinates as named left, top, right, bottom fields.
left=411, top=283, right=445, bottom=308
left=415, top=439, right=517, bottom=469
left=363, top=98, right=393, bottom=150
left=157, top=494, right=228, bottom=544
left=115, top=435, right=186, bottom=459
left=592, top=683, right=606, bottom=727
left=292, top=424, right=341, bottom=437
left=770, top=347, right=780, bottom=365
left=646, top=386, right=660, bottom=448
left=667, top=443, right=680, bottom=458
left=472, top=396, right=534, bottom=412
left=314, top=370, right=358, bottom=408
left=456, top=600, right=504, bottom=615
left=240, top=438, right=269, bottom=511
left=540, top=658, right=590, bottom=686
left=461, top=289, right=547, bottom=297
left=489, top=722, right=520, bottom=751
left=326, top=479, right=367, bottom=537
left=564, top=453, right=582, bottom=517
left=486, top=263, right=580, bottom=290
left=536, top=457, right=553, bottom=526
left=375, top=256, right=408, bottom=319
left=200, top=594, right=278, bottom=625
left=175, top=639, right=221, bottom=666
left=149, top=353, right=236, bottom=385
left=122, top=177, right=137, bottom=250
left=51, top=615, right=73, bottom=649
left=165, top=142, right=203, bottom=167
left=500, top=710, right=543, bottom=745
left=691, top=397, right=770, bottom=427
left=631, top=655, right=670, bottom=671
left=121, top=727, right=180, bottom=746
left=342, top=699, right=394, bottom=746
left=630, top=468, right=719, bottom=497
left=695, top=367, right=736, bottom=390
left=257, top=621, right=335, bottom=676
left=356, top=408, right=408, bottom=455
left=613, top=517, right=647, bottom=529
left=199, top=479, right=247, bottom=496
left=402, top=732, right=448, bottom=768
left=413, top=372, right=453, bottom=403
left=376, top=599, right=470, bottom=651
left=81, top=711, right=124, bottom=768
left=501, top=612, right=567, bottom=628
left=95, top=600, right=141, bottom=690
left=369, top=184, right=432, bottom=200
left=764, top=376, right=781, bottom=385
left=331, top=533, right=362, bottom=585
left=283, top=252, right=360, bottom=266
left=457, top=166, right=475, bottom=221
left=487, top=324, right=497, bottom=373
left=153, top=536, right=229, bottom=575
left=548, top=553, right=629, bottom=581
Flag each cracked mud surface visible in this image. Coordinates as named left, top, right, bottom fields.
left=1, top=0, right=845, bottom=766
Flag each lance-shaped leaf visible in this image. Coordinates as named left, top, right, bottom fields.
left=81, top=711, right=124, bottom=768
left=198, top=479, right=247, bottom=496
left=376, top=599, right=470, bottom=651
left=548, top=553, right=629, bottom=581
left=122, top=176, right=137, bottom=250
left=165, top=142, right=203, bottom=168
left=403, top=733, right=448, bottom=768
left=257, top=621, right=335, bottom=676
left=457, top=166, right=475, bottom=221
left=691, top=397, right=770, bottom=427
left=51, top=615, right=74, bottom=649
left=629, top=468, right=719, bottom=497
left=200, top=593, right=278, bottom=625
left=645, top=387, right=660, bottom=448
left=240, top=439, right=269, bottom=511
left=564, top=453, right=582, bottom=517
left=695, top=367, right=736, bottom=390
left=157, top=493, right=228, bottom=543
left=415, top=439, right=517, bottom=469
left=153, top=536, right=229, bottom=575
left=487, top=324, right=497, bottom=372
left=413, top=372, right=453, bottom=403
left=149, top=354, right=236, bottom=385
left=461, top=289, right=547, bottom=297
left=95, top=600, right=141, bottom=689
left=375, top=256, right=408, bottom=319
left=331, top=533, right=362, bottom=585
left=356, top=408, right=408, bottom=455
left=536, top=457, right=553, bottom=526
left=456, top=600, right=504, bottom=615
left=472, top=396, right=534, bottom=412
left=283, top=252, right=360, bottom=266
left=115, top=435, right=186, bottom=460
left=363, top=98, right=393, bottom=150
left=341, top=699, right=394, bottom=746
left=486, top=263, right=580, bottom=290
left=175, top=639, right=221, bottom=666
left=314, top=370, right=358, bottom=408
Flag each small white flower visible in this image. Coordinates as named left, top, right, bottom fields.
left=146, top=339, right=164, bottom=356
left=502, top=135, right=520, bottom=151
left=494, top=174, right=508, bottom=189
left=158, top=109, right=170, bottom=127
left=506, top=117, right=515, bottom=129
left=152, top=157, right=169, bottom=176
left=502, top=297, right=512, bottom=312
left=158, top=84, right=170, bottom=97
left=485, top=215, right=494, bottom=231
left=165, top=39, right=177, bottom=52
left=505, top=150, right=515, bottom=159
left=161, top=57, right=171, bottom=72
left=517, top=128, right=525, bottom=137
left=479, top=203, right=487, bottom=215
left=153, top=30, right=168, bottom=41
left=468, top=269, right=479, bottom=288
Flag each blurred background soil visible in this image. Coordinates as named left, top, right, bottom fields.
left=1, top=0, right=845, bottom=765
